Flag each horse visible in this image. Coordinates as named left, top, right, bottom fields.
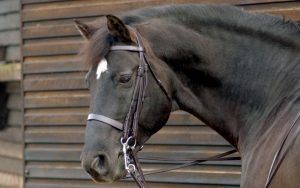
left=75, top=4, right=300, bottom=188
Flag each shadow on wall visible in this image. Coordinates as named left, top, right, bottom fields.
left=0, top=83, right=8, bottom=130
left=0, top=46, right=5, bottom=62
left=0, top=46, right=8, bottom=129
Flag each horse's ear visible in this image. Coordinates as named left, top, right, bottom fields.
left=106, top=15, right=131, bottom=42
left=74, top=19, right=95, bottom=40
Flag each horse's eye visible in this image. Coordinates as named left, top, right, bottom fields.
left=119, top=75, right=131, bottom=83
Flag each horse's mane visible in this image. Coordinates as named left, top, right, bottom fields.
left=81, top=4, right=300, bottom=68
left=123, top=4, right=300, bottom=35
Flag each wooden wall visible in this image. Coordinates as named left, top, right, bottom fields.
left=0, top=0, right=23, bottom=188
left=0, top=0, right=20, bottom=64
left=0, top=82, right=23, bottom=188
left=20, top=1, right=300, bottom=188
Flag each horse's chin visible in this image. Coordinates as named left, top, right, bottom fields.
left=90, top=175, right=124, bottom=183
left=89, top=170, right=127, bottom=183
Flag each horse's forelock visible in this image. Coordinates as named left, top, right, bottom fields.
left=80, top=21, right=113, bottom=69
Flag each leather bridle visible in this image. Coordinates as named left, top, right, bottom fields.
left=86, top=28, right=300, bottom=188
left=86, top=28, right=240, bottom=187
left=87, top=28, right=163, bottom=188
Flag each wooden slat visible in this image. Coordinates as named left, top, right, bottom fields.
left=0, top=30, right=20, bottom=46
left=22, top=125, right=106, bottom=143
left=22, top=0, right=64, bottom=4
left=25, top=162, right=240, bottom=185
left=24, top=108, right=87, bottom=126
left=25, top=179, right=239, bottom=188
left=22, top=23, right=80, bottom=39
left=24, top=90, right=89, bottom=108
left=0, top=0, right=20, bottom=15
left=7, top=93, right=21, bottom=110
left=8, top=110, right=22, bottom=127
left=0, top=46, right=5, bottom=61
left=23, top=17, right=96, bottom=28
left=0, top=63, right=21, bottom=82
left=0, top=140, right=22, bottom=159
left=0, top=156, right=23, bottom=174
left=21, top=0, right=294, bottom=5
left=0, top=127, right=22, bottom=143
left=23, top=72, right=87, bottom=91
left=23, top=39, right=82, bottom=56
left=6, top=82, right=21, bottom=94
left=0, top=171, right=22, bottom=188
left=23, top=55, right=86, bottom=74
left=0, top=13, right=20, bottom=31
left=6, top=46, right=20, bottom=62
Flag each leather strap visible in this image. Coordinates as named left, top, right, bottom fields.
left=110, top=45, right=144, bottom=52
left=125, top=149, right=239, bottom=178
left=87, top=114, right=123, bottom=130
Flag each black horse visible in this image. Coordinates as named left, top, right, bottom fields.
left=75, top=4, right=300, bottom=187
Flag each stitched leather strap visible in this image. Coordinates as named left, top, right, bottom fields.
left=87, top=114, right=123, bottom=130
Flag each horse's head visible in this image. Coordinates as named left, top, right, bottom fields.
left=75, top=15, right=173, bottom=182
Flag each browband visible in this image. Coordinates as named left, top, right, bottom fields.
left=87, top=114, right=123, bottom=130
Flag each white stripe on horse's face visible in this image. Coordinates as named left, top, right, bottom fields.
left=96, top=58, right=108, bottom=80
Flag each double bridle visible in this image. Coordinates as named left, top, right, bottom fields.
left=86, top=28, right=300, bottom=188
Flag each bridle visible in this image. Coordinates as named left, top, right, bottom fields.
left=86, top=28, right=300, bottom=188
left=87, top=28, right=168, bottom=187
left=86, top=28, right=240, bottom=187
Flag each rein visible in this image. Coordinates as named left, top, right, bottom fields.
left=87, top=29, right=240, bottom=187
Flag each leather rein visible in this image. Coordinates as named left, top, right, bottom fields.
left=85, top=29, right=300, bottom=187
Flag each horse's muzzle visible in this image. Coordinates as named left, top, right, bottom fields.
left=81, top=153, right=108, bottom=181
left=81, top=151, right=126, bottom=182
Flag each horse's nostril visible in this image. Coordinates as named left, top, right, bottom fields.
left=91, top=155, right=108, bottom=176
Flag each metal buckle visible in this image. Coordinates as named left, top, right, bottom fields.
left=121, top=136, right=137, bottom=173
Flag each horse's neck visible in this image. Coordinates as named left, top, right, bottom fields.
left=140, top=19, right=300, bottom=151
